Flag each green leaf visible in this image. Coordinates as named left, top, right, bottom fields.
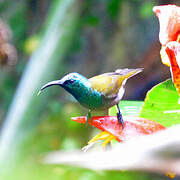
left=140, top=79, right=180, bottom=127
left=139, top=2, right=154, bottom=19
left=107, top=0, right=122, bottom=19
left=110, top=100, right=144, bottom=117
left=86, top=15, right=99, bottom=26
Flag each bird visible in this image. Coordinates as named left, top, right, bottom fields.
left=38, top=68, right=143, bottom=127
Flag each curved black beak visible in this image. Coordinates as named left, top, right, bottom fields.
left=38, top=80, right=63, bottom=95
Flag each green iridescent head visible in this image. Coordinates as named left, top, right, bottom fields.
left=38, top=72, right=91, bottom=97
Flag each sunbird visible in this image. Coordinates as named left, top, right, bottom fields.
left=39, top=68, right=143, bottom=127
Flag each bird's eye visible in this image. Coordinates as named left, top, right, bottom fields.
left=68, top=79, right=75, bottom=83
left=64, top=79, right=75, bottom=85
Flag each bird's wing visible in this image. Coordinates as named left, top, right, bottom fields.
left=89, top=68, right=143, bottom=98
left=89, top=73, right=124, bottom=98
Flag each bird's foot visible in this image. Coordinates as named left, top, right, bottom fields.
left=86, top=111, right=92, bottom=125
left=117, top=112, right=124, bottom=128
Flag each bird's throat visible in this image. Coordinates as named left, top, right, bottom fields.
left=64, top=84, right=103, bottom=110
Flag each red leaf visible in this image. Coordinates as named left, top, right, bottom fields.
left=72, top=116, right=166, bottom=142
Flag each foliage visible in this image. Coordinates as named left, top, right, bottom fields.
left=110, top=100, right=143, bottom=116
left=140, top=79, right=180, bottom=127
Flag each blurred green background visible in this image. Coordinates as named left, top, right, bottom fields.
left=0, top=0, right=179, bottom=179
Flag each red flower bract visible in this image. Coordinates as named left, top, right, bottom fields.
left=165, top=41, right=180, bottom=95
left=72, top=116, right=166, bottom=142
left=153, top=5, right=180, bottom=45
left=153, top=5, right=180, bottom=67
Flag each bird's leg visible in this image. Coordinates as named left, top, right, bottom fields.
left=86, top=110, right=92, bottom=125
left=116, top=104, right=124, bottom=128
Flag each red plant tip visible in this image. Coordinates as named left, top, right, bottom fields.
left=165, top=41, right=180, bottom=94
left=72, top=116, right=87, bottom=123
left=165, top=40, right=180, bottom=51
left=153, top=5, right=177, bottom=17
left=152, top=6, right=161, bottom=17
left=165, top=41, right=180, bottom=69
left=153, top=5, right=180, bottom=45
left=72, top=116, right=166, bottom=142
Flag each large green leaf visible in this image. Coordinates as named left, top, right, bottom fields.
left=140, top=79, right=180, bottom=127
left=110, top=100, right=144, bottom=117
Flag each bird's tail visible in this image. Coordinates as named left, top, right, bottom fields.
left=115, top=68, right=143, bottom=79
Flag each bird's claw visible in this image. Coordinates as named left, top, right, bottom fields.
left=86, top=111, right=92, bottom=125
left=117, top=112, right=124, bottom=128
